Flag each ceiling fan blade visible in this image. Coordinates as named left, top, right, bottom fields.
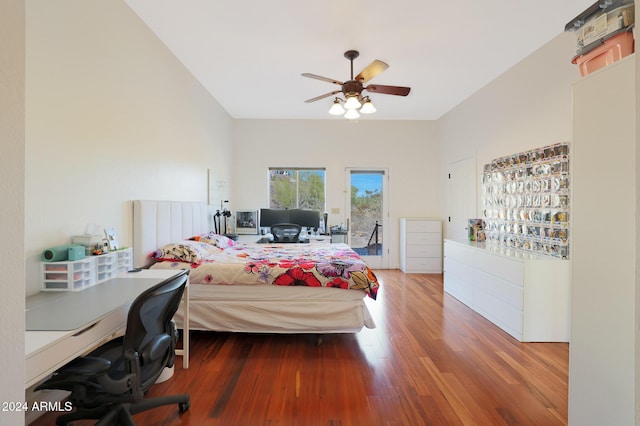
left=301, top=73, right=343, bottom=86
left=305, top=90, right=342, bottom=103
left=366, top=84, right=411, bottom=96
left=355, top=60, right=389, bottom=83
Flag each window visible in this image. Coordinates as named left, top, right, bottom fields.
left=269, top=168, right=325, bottom=211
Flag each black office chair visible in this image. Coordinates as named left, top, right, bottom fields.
left=270, top=223, right=302, bottom=243
left=35, top=270, right=190, bottom=426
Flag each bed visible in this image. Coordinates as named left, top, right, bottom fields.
left=132, top=200, right=378, bottom=334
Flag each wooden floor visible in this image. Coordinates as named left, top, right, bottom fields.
left=31, top=271, right=568, bottom=425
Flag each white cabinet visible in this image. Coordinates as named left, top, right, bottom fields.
left=400, top=218, right=442, bottom=273
left=443, top=239, right=570, bottom=342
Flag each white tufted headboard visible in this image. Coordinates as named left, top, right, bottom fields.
left=132, top=200, right=210, bottom=267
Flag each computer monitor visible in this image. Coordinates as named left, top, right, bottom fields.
left=259, top=208, right=320, bottom=229
left=290, top=209, right=320, bottom=229
left=259, top=208, right=290, bottom=227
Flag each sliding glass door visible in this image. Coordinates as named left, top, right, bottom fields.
left=345, top=168, right=388, bottom=269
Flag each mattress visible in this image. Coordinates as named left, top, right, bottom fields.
left=173, top=283, right=375, bottom=333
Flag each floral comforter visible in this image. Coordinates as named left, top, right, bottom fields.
left=151, top=243, right=379, bottom=299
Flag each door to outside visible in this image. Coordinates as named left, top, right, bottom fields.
left=346, top=168, right=388, bottom=269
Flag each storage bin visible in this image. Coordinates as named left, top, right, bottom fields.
left=40, top=248, right=134, bottom=291
left=41, top=258, right=95, bottom=291
left=115, top=248, right=133, bottom=273
left=577, top=3, right=634, bottom=50
left=572, top=30, right=634, bottom=76
left=95, top=252, right=117, bottom=283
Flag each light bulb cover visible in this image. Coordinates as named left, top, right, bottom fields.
left=328, top=99, right=345, bottom=115
left=344, top=109, right=360, bottom=120
left=344, top=96, right=362, bottom=110
left=360, top=99, right=376, bottom=114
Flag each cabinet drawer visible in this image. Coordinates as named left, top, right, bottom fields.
left=405, top=220, right=440, bottom=233
left=26, top=305, right=128, bottom=387
left=444, top=241, right=474, bottom=264
left=474, top=250, right=524, bottom=286
left=444, top=257, right=473, bottom=282
left=406, top=232, right=441, bottom=245
left=406, top=244, right=442, bottom=258
left=475, top=269, right=523, bottom=310
left=404, top=257, right=441, bottom=273
left=474, top=289, right=523, bottom=340
left=444, top=273, right=473, bottom=308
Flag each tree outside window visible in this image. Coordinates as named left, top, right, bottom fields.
left=269, top=168, right=325, bottom=211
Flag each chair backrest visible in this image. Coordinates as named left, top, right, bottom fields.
left=122, top=270, right=188, bottom=390
left=270, top=223, right=302, bottom=243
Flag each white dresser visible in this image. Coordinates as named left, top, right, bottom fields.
left=443, top=239, right=570, bottom=342
left=399, top=218, right=442, bottom=273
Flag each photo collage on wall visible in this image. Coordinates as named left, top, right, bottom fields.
left=481, top=142, right=569, bottom=259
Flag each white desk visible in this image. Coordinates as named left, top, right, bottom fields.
left=25, top=269, right=189, bottom=388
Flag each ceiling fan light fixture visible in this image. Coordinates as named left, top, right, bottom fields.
left=329, top=98, right=346, bottom=115
left=344, top=109, right=360, bottom=120
left=303, top=49, right=410, bottom=119
left=360, top=97, right=376, bottom=114
left=344, top=95, right=361, bottom=110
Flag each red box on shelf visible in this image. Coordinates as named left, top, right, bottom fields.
left=572, top=30, right=635, bottom=76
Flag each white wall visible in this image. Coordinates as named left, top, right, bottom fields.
left=24, top=0, right=233, bottom=295
left=570, top=56, right=636, bottom=426
left=232, top=119, right=438, bottom=267
left=0, top=1, right=26, bottom=423
left=436, top=32, right=580, bottom=239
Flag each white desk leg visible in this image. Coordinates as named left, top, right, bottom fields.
left=175, top=280, right=189, bottom=369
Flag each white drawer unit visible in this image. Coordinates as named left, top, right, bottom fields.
left=40, top=248, right=134, bottom=291
left=115, top=247, right=133, bottom=272
left=40, top=258, right=96, bottom=291
left=443, top=239, right=570, bottom=342
left=400, top=218, right=442, bottom=273
left=95, top=252, right=117, bottom=283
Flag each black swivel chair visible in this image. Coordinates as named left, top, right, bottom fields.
left=270, top=223, right=302, bottom=243
left=35, top=270, right=190, bottom=426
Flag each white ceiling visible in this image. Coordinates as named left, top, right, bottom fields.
left=124, top=0, right=593, bottom=120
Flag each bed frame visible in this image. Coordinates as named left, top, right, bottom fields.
left=132, top=200, right=375, bottom=334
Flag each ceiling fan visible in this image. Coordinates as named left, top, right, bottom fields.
left=302, top=50, right=411, bottom=119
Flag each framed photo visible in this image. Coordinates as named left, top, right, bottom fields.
left=104, top=228, right=119, bottom=250
left=235, top=210, right=258, bottom=234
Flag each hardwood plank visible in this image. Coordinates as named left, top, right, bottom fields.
left=30, top=270, right=568, bottom=425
